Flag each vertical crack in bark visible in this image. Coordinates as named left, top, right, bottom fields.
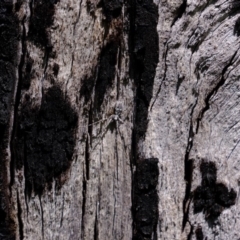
left=182, top=125, right=194, bottom=231
left=93, top=205, right=98, bottom=240
left=73, top=0, right=83, bottom=35
left=10, top=16, right=26, bottom=187
left=196, top=49, right=239, bottom=133
left=182, top=96, right=199, bottom=231
left=43, top=47, right=50, bottom=76
left=112, top=108, right=122, bottom=236
left=187, top=223, right=194, bottom=240
left=112, top=186, right=117, bottom=238
left=85, top=134, right=90, bottom=182
left=116, top=45, right=122, bottom=100
left=81, top=154, right=87, bottom=239
left=39, top=195, right=44, bottom=239
left=171, top=0, right=187, bottom=27
left=150, top=43, right=169, bottom=111
left=81, top=111, right=92, bottom=238
left=17, top=192, right=24, bottom=240
left=60, top=192, right=65, bottom=227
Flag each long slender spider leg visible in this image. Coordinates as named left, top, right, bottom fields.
left=88, top=117, right=108, bottom=126
left=89, top=116, right=112, bottom=152
left=90, top=123, right=111, bottom=152
left=107, top=115, right=114, bottom=126
left=118, top=117, right=124, bottom=124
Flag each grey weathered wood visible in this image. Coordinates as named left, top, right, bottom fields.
left=1, top=0, right=240, bottom=239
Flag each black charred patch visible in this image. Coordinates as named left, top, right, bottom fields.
left=15, top=86, right=78, bottom=196
left=0, top=3, right=19, bottom=65
left=53, top=62, right=59, bottom=77
left=0, top=1, right=20, bottom=238
left=21, top=55, right=34, bottom=90
left=0, top=61, right=16, bottom=138
left=101, top=0, right=123, bottom=20
left=133, top=158, right=159, bottom=239
left=234, top=17, right=240, bottom=36
left=15, top=0, right=23, bottom=12
left=80, top=76, right=95, bottom=103
left=193, top=161, right=236, bottom=225
left=28, top=0, right=59, bottom=48
left=195, top=226, right=204, bottom=240
left=130, top=0, right=159, bottom=141
left=230, top=0, right=240, bottom=16
left=0, top=191, right=16, bottom=240
left=93, top=41, right=119, bottom=112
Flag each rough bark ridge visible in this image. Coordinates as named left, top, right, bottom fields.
left=1, top=0, right=240, bottom=239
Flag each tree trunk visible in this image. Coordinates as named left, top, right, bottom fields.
left=1, top=0, right=240, bottom=239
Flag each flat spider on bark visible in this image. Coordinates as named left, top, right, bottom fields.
left=89, top=101, right=124, bottom=151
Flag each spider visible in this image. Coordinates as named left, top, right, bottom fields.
left=88, top=101, right=124, bottom=151
left=89, top=101, right=123, bottom=126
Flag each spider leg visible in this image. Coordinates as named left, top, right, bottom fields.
left=89, top=117, right=108, bottom=126
left=118, top=117, right=124, bottom=124
left=107, top=115, right=114, bottom=126
left=89, top=116, right=112, bottom=152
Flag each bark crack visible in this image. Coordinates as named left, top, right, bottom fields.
left=196, top=49, right=239, bottom=133
left=182, top=95, right=199, bottom=232
left=39, top=195, right=44, bottom=239
left=65, top=52, right=74, bottom=97
left=60, top=192, right=65, bottom=227
left=182, top=125, right=194, bottom=232
left=112, top=185, right=117, bottom=238
left=73, top=0, right=83, bottom=35
left=81, top=160, right=87, bottom=239
left=171, top=0, right=187, bottom=27
left=187, top=222, right=194, bottom=240
left=10, top=16, right=26, bottom=187
left=227, top=138, right=240, bottom=160
left=150, top=42, right=169, bottom=111
left=17, top=192, right=24, bottom=240
left=93, top=205, right=98, bottom=240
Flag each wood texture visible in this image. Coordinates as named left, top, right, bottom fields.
left=0, top=0, right=240, bottom=239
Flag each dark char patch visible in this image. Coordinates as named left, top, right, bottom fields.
left=230, top=0, right=240, bottom=16
left=28, top=0, right=59, bottom=49
left=195, top=226, right=204, bottom=240
left=21, top=55, right=34, bottom=90
left=193, top=161, right=236, bottom=225
left=53, top=62, right=59, bottom=77
left=0, top=1, right=20, bottom=239
left=80, top=76, right=95, bottom=103
left=234, top=17, right=240, bottom=36
left=15, top=86, right=78, bottom=196
left=133, top=158, right=159, bottom=240
left=15, top=0, right=23, bottom=12
left=130, top=0, right=159, bottom=142
left=93, top=41, right=119, bottom=113
left=101, top=0, right=123, bottom=20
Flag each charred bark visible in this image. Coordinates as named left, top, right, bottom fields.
left=0, top=0, right=240, bottom=239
